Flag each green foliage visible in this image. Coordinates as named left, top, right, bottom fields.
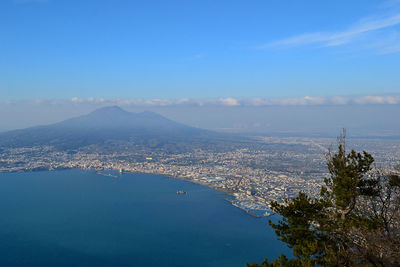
left=250, top=133, right=400, bottom=266
left=247, top=254, right=301, bottom=267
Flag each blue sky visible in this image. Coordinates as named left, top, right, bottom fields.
left=1, top=0, right=400, bottom=100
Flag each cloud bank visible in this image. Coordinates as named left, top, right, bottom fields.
left=4, top=95, right=400, bottom=108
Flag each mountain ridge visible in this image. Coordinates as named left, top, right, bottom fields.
left=0, top=106, right=214, bottom=149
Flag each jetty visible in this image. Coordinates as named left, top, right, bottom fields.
left=225, top=199, right=261, bottom=218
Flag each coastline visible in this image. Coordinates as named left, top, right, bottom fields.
left=94, top=168, right=271, bottom=217
left=0, top=166, right=271, bottom=218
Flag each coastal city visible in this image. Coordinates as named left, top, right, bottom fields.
left=1, top=136, right=399, bottom=216
left=2, top=0, right=400, bottom=265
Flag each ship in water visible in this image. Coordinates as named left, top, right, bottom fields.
left=176, top=190, right=186, bottom=195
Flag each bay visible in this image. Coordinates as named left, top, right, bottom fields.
left=0, top=170, right=288, bottom=266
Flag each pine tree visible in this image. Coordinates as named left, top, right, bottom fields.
left=249, top=132, right=400, bottom=267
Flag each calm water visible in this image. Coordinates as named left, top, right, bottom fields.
left=0, top=170, right=288, bottom=266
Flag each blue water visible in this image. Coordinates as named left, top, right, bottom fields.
left=0, top=170, right=288, bottom=266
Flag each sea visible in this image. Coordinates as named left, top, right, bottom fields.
left=0, top=170, right=289, bottom=267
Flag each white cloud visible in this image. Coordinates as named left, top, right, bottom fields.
left=244, top=98, right=271, bottom=106
left=71, top=97, right=82, bottom=103
left=265, top=96, right=325, bottom=106
left=303, top=96, right=325, bottom=105
left=219, top=97, right=240, bottom=106
left=11, top=95, right=399, bottom=108
left=259, top=8, right=400, bottom=54
left=354, top=95, right=400, bottom=104
left=330, top=96, right=348, bottom=105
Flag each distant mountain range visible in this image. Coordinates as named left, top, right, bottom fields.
left=0, top=106, right=215, bottom=150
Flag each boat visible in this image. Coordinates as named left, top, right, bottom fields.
left=176, top=190, right=186, bottom=195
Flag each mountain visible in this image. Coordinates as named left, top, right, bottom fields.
left=0, top=106, right=214, bottom=149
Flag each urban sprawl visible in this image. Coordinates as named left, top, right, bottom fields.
left=1, top=137, right=399, bottom=216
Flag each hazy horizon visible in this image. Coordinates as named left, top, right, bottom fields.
left=1, top=97, right=399, bottom=138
